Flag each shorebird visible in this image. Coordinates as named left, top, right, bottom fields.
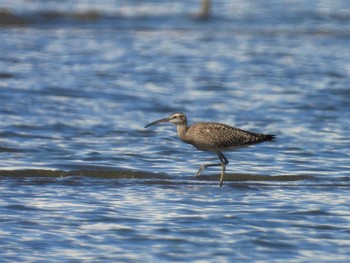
left=145, top=112, right=275, bottom=187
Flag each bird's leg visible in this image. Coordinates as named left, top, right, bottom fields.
left=218, top=152, right=229, bottom=187
left=195, top=162, right=222, bottom=177
left=195, top=152, right=229, bottom=180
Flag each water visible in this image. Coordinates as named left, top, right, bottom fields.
left=1, top=0, right=350, bottom=262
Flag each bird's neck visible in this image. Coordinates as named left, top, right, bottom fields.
left=176, top=123, right=188, bottom=141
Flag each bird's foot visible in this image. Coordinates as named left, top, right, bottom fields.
left=195, top=164, right=207, bottom=177
left=219, top=164, right=226, bottom=187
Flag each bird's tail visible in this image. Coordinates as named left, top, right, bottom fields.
left=264, top=134, right=276, bottom=142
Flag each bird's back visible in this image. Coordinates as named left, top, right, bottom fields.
left=183, top=122, right=275, bottom=152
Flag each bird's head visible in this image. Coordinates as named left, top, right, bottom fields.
left=145, top=112, right=187, bottom=128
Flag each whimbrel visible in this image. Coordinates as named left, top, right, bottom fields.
left=145, top=113, right=275, bottom=187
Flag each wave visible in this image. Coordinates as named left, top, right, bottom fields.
left=0, top=8, right=108, bottom=26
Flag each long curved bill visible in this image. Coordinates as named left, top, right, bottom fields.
left=144, top=117, right=170, bottom=128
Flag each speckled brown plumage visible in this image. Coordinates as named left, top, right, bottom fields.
left=182, top=122, right=275, bottom=152
left=145, top=112, right=276, bottom=187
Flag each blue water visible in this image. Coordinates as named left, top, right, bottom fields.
left=1, top=0, right=350, bottom=262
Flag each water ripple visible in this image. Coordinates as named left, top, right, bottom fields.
left=1, top=1, right=350, bottom=262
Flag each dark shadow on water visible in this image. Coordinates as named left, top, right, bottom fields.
left=1, top=170, right=349, bottom=188
left=0, top=169, right=313, bottom=181
left=198, top=173, right=314, bottom=182
left=0, top=169, right=166, bottom=179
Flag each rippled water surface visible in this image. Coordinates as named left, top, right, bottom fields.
left=1, top=0, right=350, bottom=262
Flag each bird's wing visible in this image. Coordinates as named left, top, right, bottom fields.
left=186, top=123, right=268, bottom=150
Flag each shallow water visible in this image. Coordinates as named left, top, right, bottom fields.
left=1, top=0, right=350, bottom=262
